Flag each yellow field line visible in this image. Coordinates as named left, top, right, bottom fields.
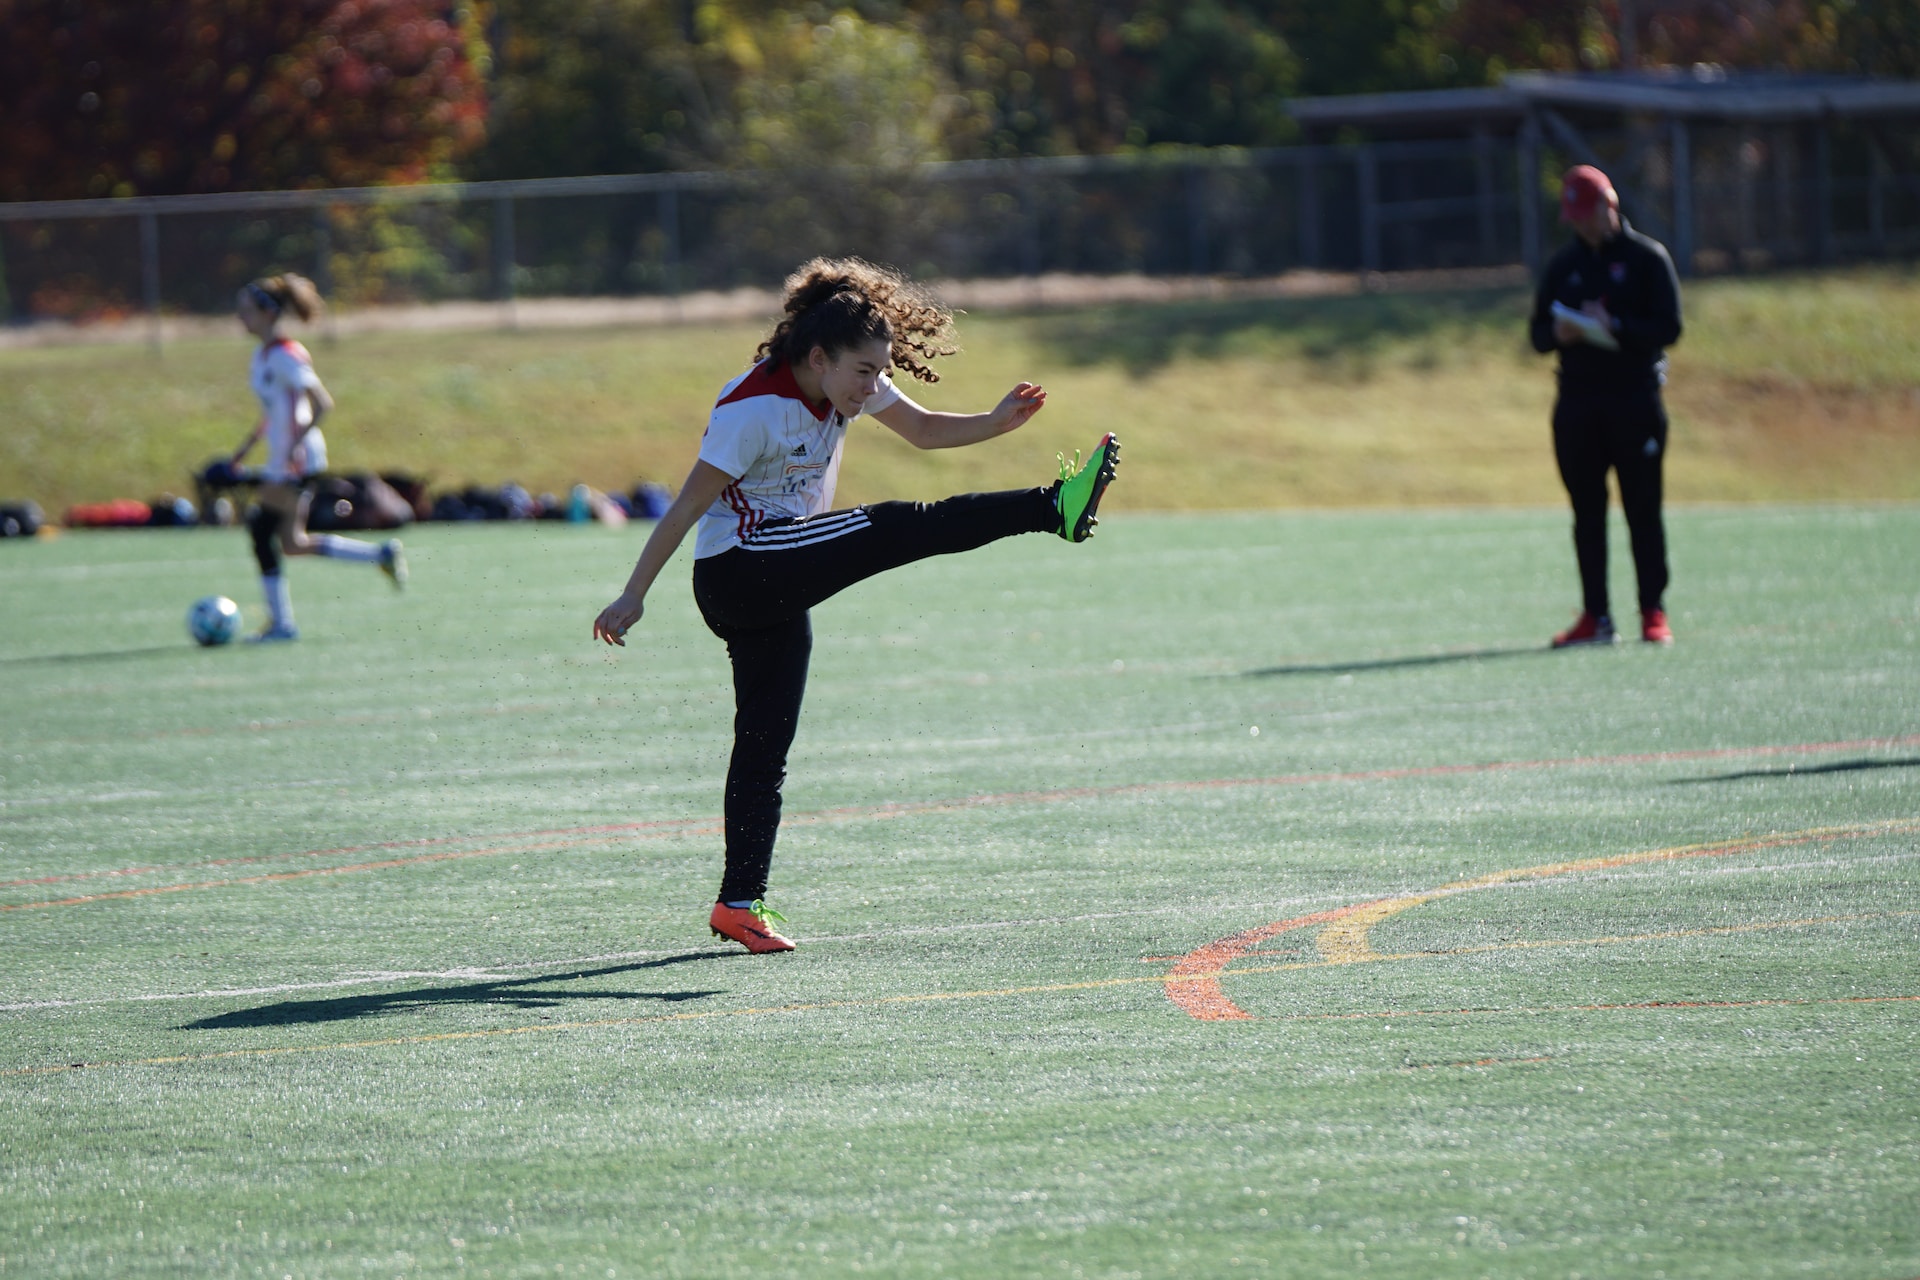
left=1166, top=818, right=1920, bottom=1020
left=1314, top=819, right=1920, bottom=966
left=6, top=909, right=1914, bottom=1079
left=1218, top=908, right=1920, bottom=977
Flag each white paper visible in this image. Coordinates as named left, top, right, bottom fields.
left=1552, top=301, right=1620, bottom=351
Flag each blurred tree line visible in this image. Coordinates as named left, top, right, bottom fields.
left=2, top=0, right=1919, bottom=200
left=474, top=0, right=1920, bottom=175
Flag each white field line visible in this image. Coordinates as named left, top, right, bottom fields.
left=11, top=841, right=1919, bottom=1015
left=0, top=900, right=1339, bottom=1014
left=1479, top=846, right=1920, bottom=893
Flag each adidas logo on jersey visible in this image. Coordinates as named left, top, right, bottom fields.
left=791, top=443, right=808, bottom=457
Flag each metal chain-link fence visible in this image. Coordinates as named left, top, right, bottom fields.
left=2, top=127, right=1914, bottom=339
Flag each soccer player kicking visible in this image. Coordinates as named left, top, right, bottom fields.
left=593, top=257, right=1119, bottom=953
left=229, top=274, right=406, bottom=642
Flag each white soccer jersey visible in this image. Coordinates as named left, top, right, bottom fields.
left=249, top=337, right=327, bottom=483
left=692, top=360, right=902, bottom=559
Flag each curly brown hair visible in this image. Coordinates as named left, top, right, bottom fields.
left=248, top=273, right=325, bottom=323
left=756, top=257, right=957, bottom=383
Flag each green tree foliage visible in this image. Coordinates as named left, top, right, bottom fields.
left=897, top=0, right=1298, bottom=154
left=471, top=0, right=1305, bottom=172
left=477, top=1, right=949, bottom=175
left=0, top=0, right=488, bottom=201
left=1437, top=0, right=1920, bottom=79
left=1802, top=0, right=1920, bottom=75
left=734, top=13, right=949, bottom=168
left=467, top=0, right=722, bottom=177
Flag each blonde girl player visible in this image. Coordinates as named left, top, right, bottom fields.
left=593, top=258, right=1119, bottom=953
left=229, top=274, right=405, bottom=641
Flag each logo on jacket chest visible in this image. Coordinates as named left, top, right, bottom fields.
left=1609, top=261, right=1628, bottom=283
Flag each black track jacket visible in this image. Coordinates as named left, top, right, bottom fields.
left=1529, top=220, right=1683, bottom=395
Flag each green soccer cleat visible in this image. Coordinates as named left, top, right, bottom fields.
left=1052, top=432, right=1120, bottom=543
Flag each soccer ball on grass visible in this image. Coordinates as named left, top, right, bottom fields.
left=187, top=595, right=242, bottom=647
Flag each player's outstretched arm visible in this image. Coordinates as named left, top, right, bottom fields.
left=871, top=382, right=1046, bottom=450
left=593, top=459, right=737, bottom=647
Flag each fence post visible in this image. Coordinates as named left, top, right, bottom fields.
left=1018, top=164, right=1042, bottom=279
left=1518, top=110, right=1543, bottom=275
left=1669, top=118, right=1693, bottom=275
left=1186, top=163, right=1208, bottom=276
left=1869, top=136, right=1888, bottom=253
left=1473, top=126, right=1497, bottom=263
left=1811, top=123, right=1833, bottom=263
left=493, top=193, right=516, bottom=324
left=139, top=207, right=162, bottom=354
left=1357, top=145, right=1381, bottom=274
left=1297, top=148, right=1322, bottom=269
left=313, top=206, right=337, bottom=344
left=659, top=185, right=682, bottom=295
left=1771, top=126, right=1793, bottom=259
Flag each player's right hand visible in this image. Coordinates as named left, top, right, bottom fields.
left=990, top=382, right=1047, bottom=434
left=593, top=594, right=644, bottom=646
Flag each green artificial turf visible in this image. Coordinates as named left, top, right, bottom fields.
left=2, top=506, right=1918, bottom=1278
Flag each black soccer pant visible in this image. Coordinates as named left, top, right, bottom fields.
left=692, top=487, right=1058, bottom=903
left=1552, top=391, right=1670, bottom=619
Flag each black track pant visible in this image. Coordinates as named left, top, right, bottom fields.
left=1552, top=389, right=1670, bottom=619
left=692, top=487, right=1058, bottom=903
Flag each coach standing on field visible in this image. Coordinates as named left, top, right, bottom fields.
left=1531, top=164, right=1682, bottom=647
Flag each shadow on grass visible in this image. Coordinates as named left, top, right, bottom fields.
left=0, top=646, right=185, bottom=665
left=178, top=952, right=737, bottom=1031
left=1243, top=645, right=1547, bottom=678
left=1029, top=287, right=1525, bottom=373
left=1667, top=757, right=1920, bottom=784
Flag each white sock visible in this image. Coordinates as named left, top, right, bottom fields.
left=315, top=534, right=383, bottom=564
left=262, top=574, right=294, bottom=630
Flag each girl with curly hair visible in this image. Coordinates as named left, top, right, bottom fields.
left=229, top=273, right=406, bottom=641
left=593, top=257, right=1119, bottom=953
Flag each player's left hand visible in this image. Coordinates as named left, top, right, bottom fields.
left=1580, top=298, right=1614, bottom=330
left=990, top=383, right=1047, bottom=434
left=593, top=592, right=644, bottom=646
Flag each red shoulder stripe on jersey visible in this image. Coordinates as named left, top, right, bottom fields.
left=266, top=337, right=312, bottom=363
left=714, top=359, right=829, bottom=422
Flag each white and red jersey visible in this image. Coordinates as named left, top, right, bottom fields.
left=249, top=337, right=327, bottom=483
left=692, top=359, right=901, bottom=559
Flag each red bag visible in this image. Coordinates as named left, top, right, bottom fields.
left=64, top=499, right=152, bottom=528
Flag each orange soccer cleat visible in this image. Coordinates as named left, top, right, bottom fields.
left=709, top=900, right=796, bottom=953
left=1641, top=608, right=1674, bottom=645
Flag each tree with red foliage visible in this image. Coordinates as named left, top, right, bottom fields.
left=0, top=0, right=487, bottom=202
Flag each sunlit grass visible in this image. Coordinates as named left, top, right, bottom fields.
left=3, top=265, right=1916, bottom=515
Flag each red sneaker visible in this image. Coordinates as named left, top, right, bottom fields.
left=1551, top=612, right=1617, bottom=648
left=1641, top=609, right=1673, bottom=645
left=709, top=900, right=795, bottom=953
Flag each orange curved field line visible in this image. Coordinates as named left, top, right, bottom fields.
left=1164, top=818, right=1920, bottom=1021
